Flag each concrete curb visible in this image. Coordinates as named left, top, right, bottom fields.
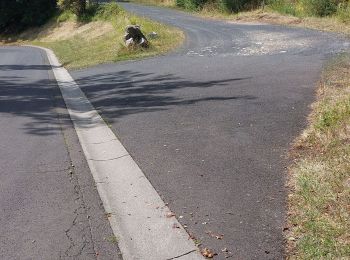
left=34, top=46, right=204, bottom=260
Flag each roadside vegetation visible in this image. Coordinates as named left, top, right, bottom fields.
left=286, top=54, right=350, bottom=259
left=0, top=0, right=57, bottom=34
left=0, top=2, right=183, bottom=69
left=132, top=0, right=350, bottom=35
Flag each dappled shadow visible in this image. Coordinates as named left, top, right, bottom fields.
left=74, top=70, right=255, bottom=124
left=0, top=65, right=55, bottom=71
left=0, top=63, right=255, bottom=136
left=0, top=73, right=67, bottom=136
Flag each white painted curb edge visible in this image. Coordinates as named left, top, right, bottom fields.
left=32, top=45, right=203, bottom=260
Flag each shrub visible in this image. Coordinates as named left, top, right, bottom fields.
left=175, top=0, right=262, bottom=12
left=57, top=0, right=87, bottom=16
left=57, top=10, right=76, bottom=22
left=267, top=0, right=297, bottom=15
left=175, top=0, right=208, bottom=10
left=336, top=1, right=350, bottom=22
left=96, top=2, right=124, bottom=20
left=219, top=0, right=261, bottom=12
left=299, top=0, right=337, bottom=16
left=219, top=0, right=243, bottom=12
left=176, top=0, right=185, bottom=7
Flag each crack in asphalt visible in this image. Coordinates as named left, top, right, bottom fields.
left=88, top=153, right=129, bottom=162
left=58, top=106, right=99, bottom=259
left=11, top=167, right=71, bottom=173
left=89, top=138, right=118, bottom=144
left=61, top=170, right=95, bottom=259
left=166, top=249, right=197, bottom=260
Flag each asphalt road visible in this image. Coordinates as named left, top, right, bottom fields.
left=0, top=46, right=121, bottom=259
left=71, top=3, right=349, bottom=259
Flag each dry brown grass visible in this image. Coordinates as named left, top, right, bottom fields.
left=16, top=20, right=114, bottom=42
left=130, top=0, right=175, bottom=7
left=286, top=54, right=350, bottom=259
left=198, top=7, right=350, bottom=37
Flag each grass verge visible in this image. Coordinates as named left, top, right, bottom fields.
left=131, top=0, right=350, bottom=37
left=130, top=0, right=175, bottom=7
left=0, top=3, right=184, bottom=69
left=204, top=8, right=350, bottom=37
left=286, top=54, right=350, bottom=259
left=191, top=3, right=350, bottom=37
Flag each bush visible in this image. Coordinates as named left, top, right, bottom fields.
left=0, top=0, right=57, bottom=34
left=299, top=0, right=337, bottom=16
left=175, top=0, right=262, bottom=12
left=219, top=0, right=243, bottom=12
left=57, top=0, right=86, bottom=16
left=96, top=2, right=124, bottom=20
left=176, top=0, right=186, bottom=7
left=57, top=10, right=76, bottom=22
left=175, top=0, right=207, bottom=10
left=267, top=0, right=297, bottom=15
left=336, top=1, right=350, bottom=22
left=56, top=2, right=124, bottom=23
left=218, top=0, right=261, bottom=12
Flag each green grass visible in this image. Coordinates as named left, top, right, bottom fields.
left=106, top=235, right=119, bottom=244
left=287, top=54, right=350, bottom=259
left=0, top=3, right=183, bottom=69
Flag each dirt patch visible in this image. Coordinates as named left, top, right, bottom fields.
left=235, top=11, right=302, bottom=25
left=19, top=21, right=114, bottom=42
left=41, top=21, right=113, bottom=41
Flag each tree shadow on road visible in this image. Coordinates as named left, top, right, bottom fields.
left=0, top=65, right=255, bottom=136
left=0, top=73, right=65, bottom=136
left=74, top=70, right=255, bottom=124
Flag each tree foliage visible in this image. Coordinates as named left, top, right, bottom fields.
left=0, top=0, right=57, bottom=33
left=0, top=0, right=91, bottom=34
left=57, top=0, right=86, bottom=16
left=268, top=0, right=350, bottom=17
left=176, top=0, right=350, bottom=16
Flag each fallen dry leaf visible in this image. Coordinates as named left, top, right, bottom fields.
left=188, top=233, right=196, bottom=240
left=201, top=248, right=216, bottom=258
left=205, top=231, right=224, bottom=240
left=166, top=212, right=176, bottom=218
left=105, top=212, right=112, bottom=219
left=172, top=223, right=180, bottom=229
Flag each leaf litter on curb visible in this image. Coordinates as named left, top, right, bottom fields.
left=166, top=212, right=176, bottom=218
left=172, top=223, right=180, bottom=229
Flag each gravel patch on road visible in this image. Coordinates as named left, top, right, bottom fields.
left=235, top=30, right=314, bottom=56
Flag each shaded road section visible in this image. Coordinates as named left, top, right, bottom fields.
left=0, top=46, right=120, bottom=259
left=71, top=3, right=349, bottom=259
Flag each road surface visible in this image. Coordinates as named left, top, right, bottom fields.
left=0, top=46, right=121, bottom=259
left=70, top=3, right=349, bottom=259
